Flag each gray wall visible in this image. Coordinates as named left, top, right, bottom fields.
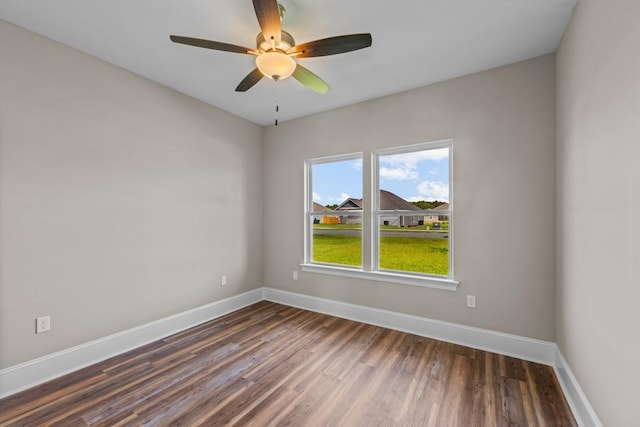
left=3, top=6, right=633, bottom=421
left=556, top=0, right=640, bottom=425
left=264, top=55, right=557, bottom=341
left=0, top=21, right=264, bottom=368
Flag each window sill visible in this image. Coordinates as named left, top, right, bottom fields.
left=299, top=264, right=459, bottom=291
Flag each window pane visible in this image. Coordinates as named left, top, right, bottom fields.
left=378, top=146, right=450, bottom=276
left=379, top=214, right=449, bottom=275
left=311, top=158, right=362, bottom=267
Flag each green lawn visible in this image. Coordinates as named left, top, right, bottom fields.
left=379, top=237, right=448, bottom=275
left=312, top=234, right=449, bottom=276
left=312, top=234, right=362, bottom=266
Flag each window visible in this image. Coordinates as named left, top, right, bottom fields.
left=375, top=143, right=451, bottom=277
left=304, top=140, right=457, bottom=290
left=306, top=153, right=363, bottom=267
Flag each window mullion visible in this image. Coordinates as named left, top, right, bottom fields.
left=371, top=151, right=379, bottom=272
left=304, top=161, right=311, bottom=264
left=361, top=151, right=373, bottom=271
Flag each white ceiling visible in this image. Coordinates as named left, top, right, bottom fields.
left=0, top=0, right=576, bottom=126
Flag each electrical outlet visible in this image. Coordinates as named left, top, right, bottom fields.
left=221, top=275, right=227, bottom=286
left=36, top=315, right=51, bottom=334
left=467, top=295, right=476, bottom=308
left=292, top=271, right=298, bottom=280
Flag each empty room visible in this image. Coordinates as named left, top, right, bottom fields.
left=0, top=0, right=638, bottom=425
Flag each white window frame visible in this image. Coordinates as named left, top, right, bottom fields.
left=304, top=152, right=364, bottom=269
left=302, top=140, right=458, bottom=291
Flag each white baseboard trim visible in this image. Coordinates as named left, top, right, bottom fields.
left=263, top=287, right=556, bottom=365
left=553, top=347, right=603, bottom=427
left=0, top=288, right=263, bottom=399
left=1, top=286, right=600, bottom=427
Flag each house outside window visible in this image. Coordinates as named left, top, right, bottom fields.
left=303, top=140, right=457, bottom=290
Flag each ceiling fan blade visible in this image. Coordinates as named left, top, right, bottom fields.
left=170, top=35, right=254, bottom=55
left=287, top=33, right=372, bottom=58
left=235, top=68, right=264, bottom=92
left=292, top=64, right=329, bottom=94
left=252, top=0, right=281, bottom=46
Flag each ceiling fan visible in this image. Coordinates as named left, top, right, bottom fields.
left=170, top=0, right=372, bottom=94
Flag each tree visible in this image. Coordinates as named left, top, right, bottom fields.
left=325, top=204, right=339, bottom=210
left=411, top=200, right=446, bottom=210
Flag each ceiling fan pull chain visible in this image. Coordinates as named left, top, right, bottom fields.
left=275, top=81, right=280, bottom=126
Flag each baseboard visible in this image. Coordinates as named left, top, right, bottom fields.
left=1, top=286, right=600, bottom=427
left=263, top=287, right=556, bottom=365
left=0, top=288, right=263, bottom=399
left=553, top=347, right=603, bottom=427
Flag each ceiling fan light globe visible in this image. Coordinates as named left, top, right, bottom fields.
left=256, top=51, right=296, bottom=80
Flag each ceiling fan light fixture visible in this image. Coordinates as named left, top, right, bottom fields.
left=256, top=51, right=296, bottom=80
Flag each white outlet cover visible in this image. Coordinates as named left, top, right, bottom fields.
left=36, top=315, right=51, bottom=333
left=467, top=295, right=476, bottom=308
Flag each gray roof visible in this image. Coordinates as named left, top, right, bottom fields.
left=379, top=190, right=421, bottom=211
left=312, top=202, right=333, bottom=212
left=336, top=198, right=362, bottom=210
left=336, top=190, right=421, bottom=211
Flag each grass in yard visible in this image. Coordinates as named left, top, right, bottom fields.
left=312, top=234, right=362, bottom=266
left=312, top=234, right=449, bottom=276
left=379, top=236, right=448, bottom=276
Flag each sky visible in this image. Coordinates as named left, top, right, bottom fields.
left=311, top=147, right=449, bottom=206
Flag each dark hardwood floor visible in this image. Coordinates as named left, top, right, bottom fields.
left=0, top=301, right=576, bottom=426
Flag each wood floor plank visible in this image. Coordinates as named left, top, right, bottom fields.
left=0, top=302, right=577, bottom=426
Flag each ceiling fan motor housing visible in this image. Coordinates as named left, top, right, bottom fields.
left=256, top=30, right=295, bottom=52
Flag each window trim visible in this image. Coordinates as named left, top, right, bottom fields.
left=300, top=263, right=459, bottom=290
left=303, top=140, right=458, bottom=291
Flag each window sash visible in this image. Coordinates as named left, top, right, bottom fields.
left=305, top=153, right=364, bottom=268
left=372, top=140, right=453, bottom=279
